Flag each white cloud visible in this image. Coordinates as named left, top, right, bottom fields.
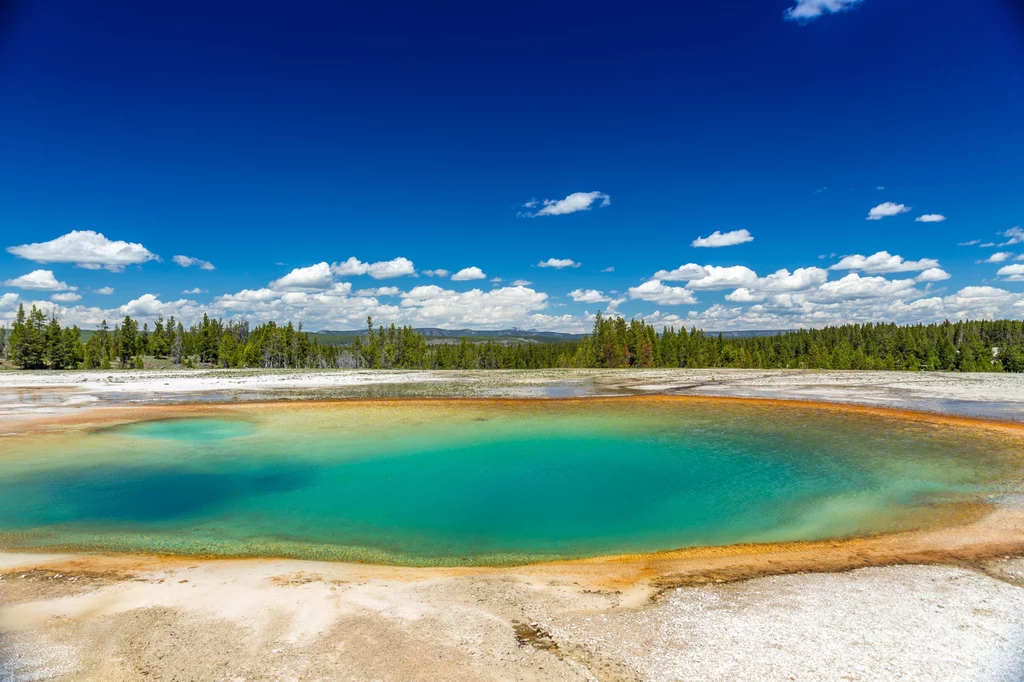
left=653, top=263, right=712, bottom=282
left=51, top=292, right=82, bottom=302
left=215, top=288, right=282, bottom=307
left=627, top=280, right=698, bottom=305
left=997, top=264, right=1024, bottom=282
left=269, top=262, right=334, bottom=291
left=983, top=252, right=1014, bottom=263
left=330, top=256, right=416, bottom=279
left=812, top=273, right=918, bottom=302
left=181, top=288, right=207, bottom=295
left=725, top=288, right=764, bottom=303
left=916, top=268, right=951, bottom=282
left=568, top=289, right=611, bottom=304
left=915, top=214, right=946, bottom=223
left=524, top=191, right=610, bottom=217
left=784, top=0, right=863, bottom=21
left=489, top=277, right=503, bottom=284
left=756, top=267, right=829, bottom=292
left=400, top=285, right=550, bottom=327
left=94, top=286, right=115, bottom=295
left=1001, top=226, right=1024, bottom=246
left=600, top=266, right=615, bottom=273
left=355, top=286, right=401, bottom=297
left=511, top=279, right=532, bottom=286
left=831, top=251, right=939, bottom=273
left=0, top=293, right=19, bottom=310
left=958, top=240, right=980, bottom=246
left=423, top=269, right=449, bottom=278
left=691, top=229, right=754, bottom=248
left=685, top=265, right=759, bottom=291
left=866, top=203, right=910, bottom=220
left=451, top=266, right=486, bottom=281
left=537, top=258, right=580, bottom=269
left=118, top=294, right=199, bottom=318
left=7, top=230, right=158, bottom=272
left=3, top=269, right=76, bottom=291
left=650, top=264, right=818, bottom=293
left=173, top=254, right=215, bottom=271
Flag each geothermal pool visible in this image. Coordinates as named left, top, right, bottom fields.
left=0, top=399, right=1020, bottom=566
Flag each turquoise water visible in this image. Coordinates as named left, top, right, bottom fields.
left=0, top=400, right=1019, bottom=565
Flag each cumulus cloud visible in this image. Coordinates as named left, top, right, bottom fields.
left=915, top=214, right=946, bottom=223
left=1001, top=226, right=1024, bottom=246
left=983, top=252, right=1014, bottom=263
left=725, top=288, right=764, bottom=303
left=181, top=288, right=207, bottom=294
left=451, top=266, right=486, bottom=281
left=355, top=286, right=401, bottom=296
left=330, top=256, right=416, bottom=279
left=958, top=240, right=980, bottom=246
left=916, top=268, right=951, bottom=282
left=3, top=269, right=76, bottom=291
left=600, top=266, right=615, bottom=273
left=831, top=251, right=939, bottom=273
left=649, top=264, right=822, bottom=293
left=756, top=267, right=829, bottom=292
left=523, top=191, right=610, bottom=217
left=568, top=289, right=611, bottom=304
left=685, top=266, right=759, bottom=291
left=118, top=294, right=199, bottom=318
left=399, top=284, right=550, bottom=327
left=215, top=288, right=282, bottom=307
left=537, top=258, right=580, bottom=269
left=511, top=279, right=532, bottom=286
left=0, top=293, right=19, bottom=310
left=812, top=273, right=918, bottom=302
left=94, top=286, right=115, bottom=295
left=653, top=263, right=712, bottom=282
left=51, top=292, right=82, bottom=302
left=7, top=230, right=158, bottom=272
left=866, top=203, right=910, bottom=220
left=173, top=255, right=215, bottom=270
left=997, top=264, right=1024, bottom=282
left=784, top=0, right=863, bottom=21
left=627, top=280, right=698, bottom=305
left=691, top=229, right=754, bottom=248
left=269, top=262, right=334, bottom=291
left=423, top=269, right=449, bottom=278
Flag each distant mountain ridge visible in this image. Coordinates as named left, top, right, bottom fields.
left=317, top=327, right=583, bottom=339
left=313, top=327, right=791, bottom=343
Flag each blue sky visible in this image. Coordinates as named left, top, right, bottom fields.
left=1, top=0, right=1023, bottom=331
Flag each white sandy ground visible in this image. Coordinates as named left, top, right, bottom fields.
left=2, top=368, right=1024, bottom=420
left=1, top=553, right=1023, bottom=682
left=1, top=370, right=1024, bottom=681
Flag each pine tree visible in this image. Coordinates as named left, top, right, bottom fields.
left=119, top=315, right=138, bottom=368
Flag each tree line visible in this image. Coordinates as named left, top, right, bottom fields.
left=1, top=303, right=1023, bottom=372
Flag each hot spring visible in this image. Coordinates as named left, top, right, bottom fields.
left=0, top=398, right=1020, bottom=566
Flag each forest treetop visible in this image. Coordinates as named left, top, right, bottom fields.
left=1, top=303, right=1022, bottom=372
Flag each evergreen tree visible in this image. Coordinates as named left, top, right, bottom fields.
left=119, top=315, right=138, bottom=368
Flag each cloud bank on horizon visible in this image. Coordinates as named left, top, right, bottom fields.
left=2, top=211, right=1022, bottom=334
